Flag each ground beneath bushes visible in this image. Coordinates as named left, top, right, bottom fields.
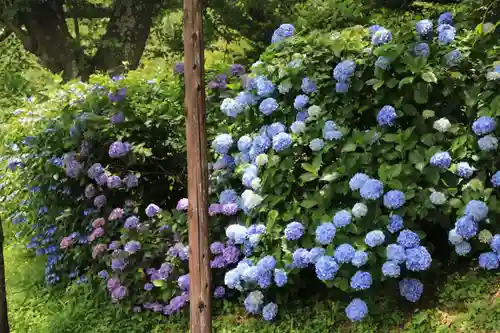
left=5, top=244, right=500, bottom=333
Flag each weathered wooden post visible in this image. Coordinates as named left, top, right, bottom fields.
left=183, top=0, right=212, bottom=332
left=0, top=220, right=10, bottom=333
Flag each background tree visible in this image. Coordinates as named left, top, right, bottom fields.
left=0, top=217, right=9, bottom=333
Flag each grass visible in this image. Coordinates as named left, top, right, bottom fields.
left=5, top=243, right=500, bottom=333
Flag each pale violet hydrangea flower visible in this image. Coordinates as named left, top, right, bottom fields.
left=333, top=210, right=352, bottom=228
left=349, top=173, right=369, bottom=191
left=464, top=200, right=488, bottom=221
left=244, top=290, right=264, bottom=314
left=262, top=302, right=278, bottom=321
left=491, top=171, right=500, bottom=187
left=365, top=230, right=386, bottom=247
left=386, top=244, right=406, bottom=264
left=383, top=190, right=406, bottom=209
left=456, top=162, right=474, bottom=179
left=351, top=251, right=368, bottom=267
left=259, top=98, right=279, bottom=116
left=414, top=43, right=430, bottom=57
left=272, top=132, right=292, bottom=152
left=478, top=252, right=499, bottom=270
left=271, top=24, right=295, bottom=43
left=382, top=261, right=400, bottom=277
left=315, top=222, right=336, bottom=244
left=399, top=278, right=423, bottom=302
left=212, top=134, right=233, bottom=155
left=445, top=50, right=462, bottom=67
left=284, top=221, right=305, bottom=241
left=472, top=116, right=496, bottom=136
left=416, top=19, right=433, bottom=36
left=345, top=298, right=368, bottom=322
left=455, top=241, right=471, bottom=256
left=430, top=152, right=451, bottom=170
left=301, top=77, right=317, bottom=94
left=372, top=28, right=392, bottom=46
left=388, top=214, right=404, bottom=233
left=360, top=179, right=384, bottom=200
left=478, top=135, right=498, bottom=151
left=448, top=229, right=463, bottom=245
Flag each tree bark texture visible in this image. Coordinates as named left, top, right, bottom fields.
left=91, top=0, right=158, bottom=76
left=0, top=220, right=10, bottom=333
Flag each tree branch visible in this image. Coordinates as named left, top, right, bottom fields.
left=65, top=2, right=113, bottom=19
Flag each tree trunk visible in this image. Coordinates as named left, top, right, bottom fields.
left=0, top=220, right=10, bottom=333
left=91, top=0, right=158, bottom=76
left=18, top=0, right=84, bottom=81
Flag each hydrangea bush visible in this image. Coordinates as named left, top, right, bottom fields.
left=2, top=12, right=500, bottom=325
left=202, top=13, right=500, bottom=321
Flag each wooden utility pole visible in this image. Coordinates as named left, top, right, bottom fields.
left=183, top=0, right=212, bottom=332
left=0, top=220, right=10, bottom=333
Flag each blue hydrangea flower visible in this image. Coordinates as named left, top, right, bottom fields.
left=455, top=216, right=478, bottom=239
left=490, top=234, right=500, bottom=253
left=386, top=244, right=406, bottom=264
left=456, top=162, right=474, bottom=179
left=352, top=251, right=368, bottom=267
left=349, top=173, right=369, bottom=191
left=259, top=98, right=279, bottom=116
left=478, top=135, right=498, bottom=151
left=350, top=271, right=372, bottom=290
left=292, top=248, right=310, bottom=268
left=334, top=244, right=356, bottom=263
left=308, top=247, right=326, bottom=264
left=397, top=229, right=420, bottom=248
left=235, top=91, right=257, bottom=107
left=377, top=105, right=397, bottom=126
left=465, top=200, right=488, bottom=221
left=284, top=221, right=305, bottom=241
left=220, top=98, right=244, bottom=117
left=315, top=222, right=336, bottom=244
left=360, top=179, right=384, bottom=200
left=491, top=171, right=500, bottom=187
left=372, top=28, right=392, bottom=46
left=438, top=24, right=456, bottom=45
left=472, top=116, right=496, bottom=136
left=274, top=269, right=287, bottom=287
left=213, top=286, right=225, bottom=299
left=448, top=229, right=463, bottom=245
left=405, top=246, right=432, bottom=271
left=257, top=255, right=277, bottom=273
left=315, top=256, right=339, bottom=281
left=212, top=134, right=233, bottom=155
left=399, top=279, right=423, bottom=302
left=388, top=214, right=404, bottom=233
left=414, top=43, right=430, bottom=57
left=333, top=210, right=352, bottom=228
left=262, top=302, right=278, bottom=321
left=336, top=81, right=350, bottom=93
left=375, top=56, right=391, bottom=70
left=368, top=25, right=383, bottom=35
left=333, top=60, right=356, bottom=82
left=290, top=121, right=306, bottom=134
left=445, top=50, right=462, bottom=67
left=438, top=12, right=453, bottom=25
left=365, top=230, right=386, bottom=247
left=478, top=252, right=499, bottom=270
left=430, top=152, right=452, bottom=170
left=219, top=189, right=238, bottom=205
left=258, top=271, right=272, bottom=288
left=296, top=111, right=308, bottom=121
left=237, top=135, right=253, bottom=152
left=323, top=121, right=343, bottom=141
left=382, top=261, right=400, bottom=278
left=267, top=122, right=286, bottom=138
left=294, top=95, right=309, bottom=110
left=416, top=19, right=433, bottom=36
left=309, top=138, right=325, bottom=151
left=383, top=190, right=406, bottom=209
left=455, top=241, right=471, bottom=256
left=272, top=132, right=292, bottom=152
left=271, top=24, right=295, bottom=43
left=301, top=77, right=317, bottom=94
left=255, top=76, right=275, bottom=97
left=345, top=298, right=368, bottom=322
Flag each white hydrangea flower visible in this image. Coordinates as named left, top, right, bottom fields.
left=251, top=177, right=261, bottom=191
left=255, top=154, right=268, bottom=167
left=486, top=71, right=500, bottom=81
left=226, top=224, right=248, bottom=244
left=241, top=190, right=263, bottom=210
left=430, top=192, right=447, bottom=205
left=352, top=203, right=368, bottom=218
left=478, top=229, right=493, bottom=243
left=433, top=117, right=451, bottom=132
left=307, top=105, right=321, bottom=117
left=278, top=81, right=292, bottom=94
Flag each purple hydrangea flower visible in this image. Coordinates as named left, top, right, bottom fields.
left=108, top=141, right=131, bottom=158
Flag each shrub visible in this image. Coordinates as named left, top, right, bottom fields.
left=204, top=12, right=500, bottom=321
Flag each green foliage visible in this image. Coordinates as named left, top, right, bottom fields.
left=206, top=9, right=500, bottom=314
